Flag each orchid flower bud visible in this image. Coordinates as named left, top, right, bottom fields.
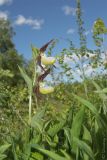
left=41, top=54, right=56, bottom=66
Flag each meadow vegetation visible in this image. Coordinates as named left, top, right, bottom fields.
left=0, top=0, right=107, bottom=160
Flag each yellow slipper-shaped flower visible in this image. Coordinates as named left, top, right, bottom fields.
left=41, top=54, right=56, bottom=66
left=39, top=86, right=54, bottom=94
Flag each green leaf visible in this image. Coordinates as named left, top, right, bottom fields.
left=31, top=108, right=46, bottom=132
left=31, top=46, right=39, bottom=59
left=47, top=120, right=66, bottom=137
left=71, top=106, right=85, bottom=153
left=31, top=144, right=67, bottom=160
left=83, top=126, right=92, bottom=144
left=31, top=152, right=44, bottom=160
left=73, top=94, right=105, bottom=126
left=92, top=81, right=107, bottom=114
left=0, top=144, right=11, bottom=154
left=83, top=126, right=92, bottom=160
left=102, top=88, right=107, bottom=93
left=64, top=128, right=72, bottom=146
left=60, top=149, right=74, bottom=160
left=94, top=87, right=107, bottom=99
left=92, top=81, right=107, bottom=100
left=22, top=144, right=31, bottom=160
left=18, top=66, right=32, bottom=94
left=74, top=137, right=95, bottom=160
left=0, top=154, right=7, bottom=160
left=0, top=69, right=14, bottom=78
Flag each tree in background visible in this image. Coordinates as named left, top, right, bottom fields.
left=0, top=19, right=15, bottom=53
left=0, top=19, right=25, bottom=85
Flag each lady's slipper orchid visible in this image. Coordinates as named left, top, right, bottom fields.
left=41, top=54, right=56, bottom=66
left=39, top=86, right=54, bottom=94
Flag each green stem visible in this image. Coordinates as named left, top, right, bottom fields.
left=33, top=65, right=37, bottom=86
left=82, top=68, right=88, bottom=98
left=29, top=94, right=32, bottom=125
left=76, top=147, right=79, bottom=160
left=78, top=54, right=88, bottom=98
left=33, top=63, right=39, bottom=109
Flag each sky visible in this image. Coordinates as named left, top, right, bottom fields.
left=0, top=0, right=107, bottom=59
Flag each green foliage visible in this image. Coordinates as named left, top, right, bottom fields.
left=1, top=1, right=107, bottom=160
left=0, top=144, right=11, bottom=160
left=71, top=106, right=85, bottom=153
left=31, top=108, right=46, bottom=132
left=0, top=19, right=15, bottom=53
left=0, top=19, right=25, bottom=86
left=31, top=144, right=68, bottom=160
left=93, top=18, right=107, bottom=46
left=73, top=137, right=95, bottom=160
left=93, top=18, right=107, bottom=35
left=0, top=69, right=14, bottom=78
left=47, top=120, right=66, bottom=137
left=76, top=0, right=87, bottom=55
left=83, top=126, right=92, bottom=160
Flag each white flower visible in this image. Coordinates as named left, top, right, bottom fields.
left=88, top=53, right=97, bottom=58
left=41, top=54, right=56, bottom=66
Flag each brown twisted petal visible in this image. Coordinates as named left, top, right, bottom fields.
left=36, top=40, right=54, bottom=71
left=33, top=68, right=51, bottom=98
left=40, top=39, right=54, bottom=53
